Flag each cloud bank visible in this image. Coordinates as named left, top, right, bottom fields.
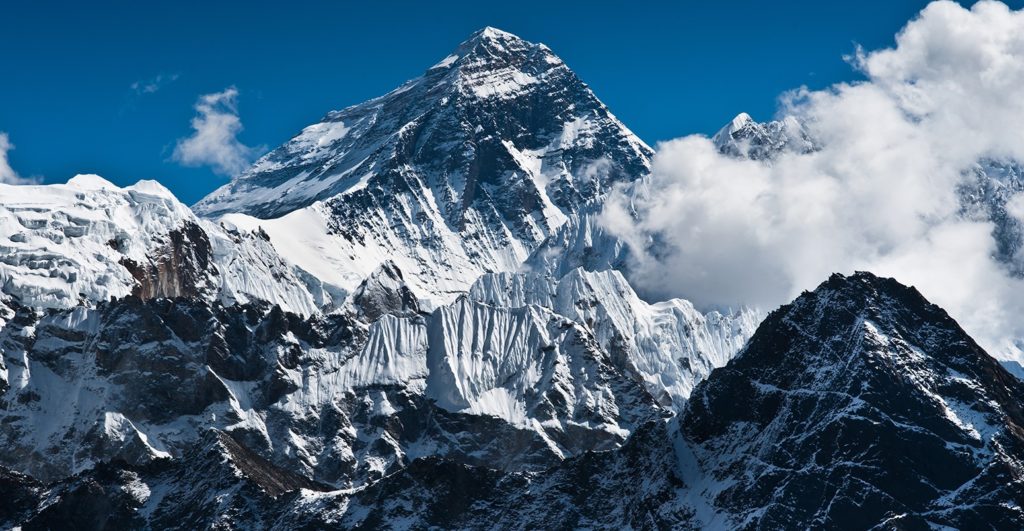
left=172, top=87, right=261, bottom=176
left=602, top=0, right=1024, bottom=360
left=0, top=133, right=36, bottom=185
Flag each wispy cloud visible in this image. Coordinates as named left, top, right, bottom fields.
left=172, top=86, right=263, bottom=176
left=602, top=0, right=1024, bottom=361
left=130, top=72, right=180, bottom=95
left=0, top=132, right=37, bottom=185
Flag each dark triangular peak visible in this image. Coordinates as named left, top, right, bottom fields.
left=348, top=260, right=421, bottom=321
left=681, top=271, right=1024, bottom=529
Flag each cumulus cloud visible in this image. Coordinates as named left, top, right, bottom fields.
left=172, top=86, right=261, bottom=176
left=0, top=133, right=36, bottom=185
left=602, top=0, right=1024, bottom=360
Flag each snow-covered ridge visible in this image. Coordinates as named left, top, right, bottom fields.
left=469, top=268, right=760, bottom=407
left=0, top=176, right=328, bottom=316
left=0, top=175, right=196, bottom=309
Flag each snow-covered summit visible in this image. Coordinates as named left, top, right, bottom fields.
left=195, top=27, right=649, bottom=218
left=193, top=28, right=652, bottom=305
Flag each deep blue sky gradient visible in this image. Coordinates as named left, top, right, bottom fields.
left=1, top=0, right=1006, bottom=204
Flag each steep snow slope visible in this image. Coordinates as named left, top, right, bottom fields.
left=197, top=27, right=652, bottom=305
left=469, top=268, right=760, bottom=408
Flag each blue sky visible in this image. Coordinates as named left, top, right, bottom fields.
left=0, top=0, right=1003, bottom=204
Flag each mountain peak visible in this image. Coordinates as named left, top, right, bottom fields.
left=443, top=26, right=561, bottom=77
left=712, top=111, right=815, bottom=160
left=458, top=26, right=536, bottom=55
left=192, top=26, right=651, bottom=304
left=681, top=270, right=1024, bottom=527
left=467, top=26, right=522, bottom=43
left=194, top=25, right=649, bottom=225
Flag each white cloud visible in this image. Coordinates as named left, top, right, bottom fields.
left=0, top=133, right=36, bottom=185
left=601, top=0, right=1024, bottom=361
left=131, top=72, right=179, bottom=95
left=172, top=86, right=261, bottom=176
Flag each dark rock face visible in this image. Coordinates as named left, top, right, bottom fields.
left=0, top=467, right=41, bottom=528
left=681, top=272, right=1024, bottom=529
left=19, top=463, right=148, bottom=531
left=349, top=260, right=421, bottom=321
left=312, top=419, right=691, bottom=530
left=119, top=221, right=217, bottom=300
left=9, top=431, right=327, bottom=531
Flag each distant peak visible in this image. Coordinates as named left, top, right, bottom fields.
left=730, top=112, right=753, bottom=127
left=712, top=112, right=756, bottom=147
left=720, top=113, right=754, bottom=135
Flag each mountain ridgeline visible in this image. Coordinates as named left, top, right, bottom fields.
left=1, top=28, right=1023, bottom=529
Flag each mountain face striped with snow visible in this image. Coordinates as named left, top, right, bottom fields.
left=3, top=28, right=1024, bottom=530
left=195, top=27, right=651, bottom=306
